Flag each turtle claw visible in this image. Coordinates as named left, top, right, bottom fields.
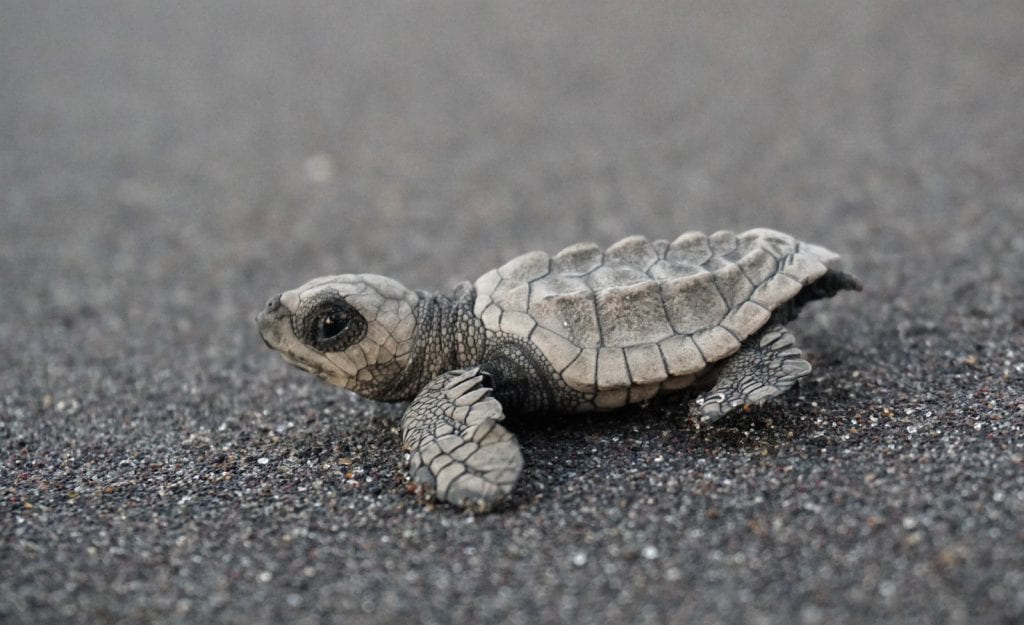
left=695, top=391, right=739, bottom=424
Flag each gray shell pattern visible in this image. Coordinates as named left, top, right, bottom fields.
left=473, top=228, right=840, bottom=395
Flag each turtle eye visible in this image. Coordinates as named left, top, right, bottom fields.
left=317, top=309, right=348, bottom=341
left=293, top=293, right=368, bottom=352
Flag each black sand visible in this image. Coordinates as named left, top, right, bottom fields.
left=2, top=2, right=1023, bottom=623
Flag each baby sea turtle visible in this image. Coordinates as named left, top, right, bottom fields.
left=257, top=228, right=860, bottom=509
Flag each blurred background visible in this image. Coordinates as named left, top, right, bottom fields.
left=2, top=1, right=1023, bottom=624
left=5, top=1, right=1021, bottom=315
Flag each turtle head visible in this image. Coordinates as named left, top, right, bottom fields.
left=256, top=274, right=420, bottom=399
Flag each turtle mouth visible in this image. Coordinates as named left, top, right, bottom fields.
left=282, top=353, right=313, bottom=372
left=280, top=351, right=331, bottom=380
left=256, top=296, right=293, bottom=350
left=260, top=325, right=280, bottom=350
left=256, top=313, right=282, bottom=350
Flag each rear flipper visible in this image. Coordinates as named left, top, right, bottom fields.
left=695, top=325, right=812, bottom=424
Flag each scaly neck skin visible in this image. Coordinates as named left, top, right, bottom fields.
left=375, top=282, right=487, bottom=402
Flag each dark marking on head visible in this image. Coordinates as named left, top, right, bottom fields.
left=291, top=289, right=368, bottom=353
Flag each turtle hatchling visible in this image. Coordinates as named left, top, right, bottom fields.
left=257, top=228, right=860, bottom=509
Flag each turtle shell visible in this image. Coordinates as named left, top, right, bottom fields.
left=473, top=228, right=839, bottom=394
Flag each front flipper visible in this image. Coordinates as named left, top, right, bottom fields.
left=401, top=367, right=523, bottom=510
left=695, top=325, right=812, bottom=424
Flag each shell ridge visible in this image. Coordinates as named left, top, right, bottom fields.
left=527, top=255, right=554, bottom=285
left=718, top=272, right=771, bottom=344
left=593, top=285, right=607, bottom=346
left=655, top=281, right=677, bottom=346
left=621, top=347, right=634, bottom=383
left=705, top=268, right=734, bottom=326
left=735, top=255, right=760, bottom=285
left=656, top=281, right=673, bottom=332
left=710, top=256, right=756, bottom=309
left=690, top=333, right=710, bottom=362
left=718, top=322, right=743, bottom=343
left=655, top=340, right=672, bottom=378
left=557, top=351, right=579, bottom=375
left=743, top=299, right=771, bottom=320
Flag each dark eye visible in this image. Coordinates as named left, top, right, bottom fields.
left=292, top=292, right=368, bottom=353
left=317, top=310, right=347, bottom=340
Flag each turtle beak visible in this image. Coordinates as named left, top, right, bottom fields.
left=256, top=293, right=289, bottom=349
